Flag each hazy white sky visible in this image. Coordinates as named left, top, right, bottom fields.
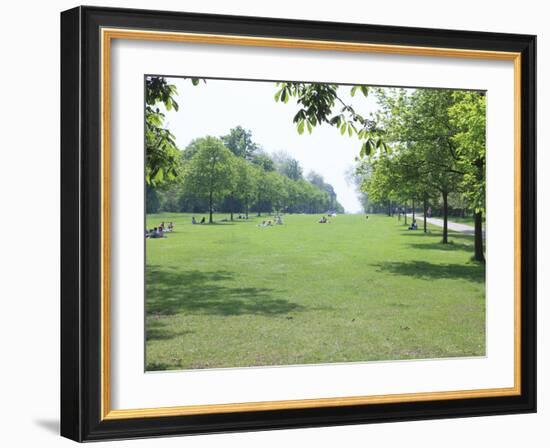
left=163, top=77, right=380, bottom=213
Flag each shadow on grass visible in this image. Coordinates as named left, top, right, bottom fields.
left=374, top=260, right=485, bottom=283
left=197, top=221, right=236, bottom=226
left=146, top=266, right=307, bottom=318
left=407, top=241, right=473, bottom=252
left=147, top=361, right=178, bottom=371
left=398, top=228, right=478, bottom=243
left=145, top=319, right=195, bottom=342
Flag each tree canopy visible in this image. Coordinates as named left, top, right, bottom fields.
left=221, top=126, right=259, bottom=160
left=145, top=76, right=182, bottom=187
left=182, top=136, right=236, bottom=223
left=150, top=127, right=344, bottom=218
left=358, top=88, right=486, bottom=260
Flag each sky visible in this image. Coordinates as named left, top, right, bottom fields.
left=161, top=77, right=381, bottom=213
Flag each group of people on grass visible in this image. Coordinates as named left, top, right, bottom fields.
left=148, top=213, right=384, bottom=235
left=257, top=215, right=283, bottom=227
left=146, top=221, right=174, bottom=239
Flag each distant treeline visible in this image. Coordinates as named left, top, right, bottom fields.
left=147, top=126, right=344, bottom=220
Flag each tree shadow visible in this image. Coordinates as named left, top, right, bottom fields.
left=145, top=319, right=195, bottom=342
left=146, top=361, right=178, bottom=371
left=407, top=241, right=473, bottom=252
left=374, top=260, right=485, bottom=283
left=146, top=266, right=308, bottom=318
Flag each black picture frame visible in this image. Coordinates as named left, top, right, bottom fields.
left=61, top=5, right=536, bottom=442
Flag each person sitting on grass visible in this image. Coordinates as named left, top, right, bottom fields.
left=200, top=217, right=206, bottom=224
left=167, top=222, right=174, bottom=232
left=192, top=216, right=197, bottom=225
left=318, top=216, right=328, bottom=224
left=275, top=215, right=283, bottom=225
left=408, top=218, right=418, bottom=230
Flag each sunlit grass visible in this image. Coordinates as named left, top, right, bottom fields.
left=145, top=213, right=485, bottom=371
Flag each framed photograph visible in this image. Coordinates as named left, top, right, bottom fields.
left=60, top=6, right=536, bottom=442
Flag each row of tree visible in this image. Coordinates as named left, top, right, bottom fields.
left=147, top=127, right=344, bottom=221
left=355, top=88, right=486, bottom=262
left=145, top=77, right=344, bottom=222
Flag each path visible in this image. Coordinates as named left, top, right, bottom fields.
left=408, top=215, right=485, bottom=237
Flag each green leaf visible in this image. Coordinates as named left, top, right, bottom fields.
left=329, top=115, right=341, bottom=126
left=365, top=140, right=372, bottom=156
left=340, top=123, right=346, bottom=135
left=283, top=88, right=290, bottom=104
left=297, top=120, right=305, bottom=135
left=351, top=86, right=358, bottom=97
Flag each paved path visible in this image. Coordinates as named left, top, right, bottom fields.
left=423, top=217, right=476, bottom=234
left=407, top=214, right=484, bottom=236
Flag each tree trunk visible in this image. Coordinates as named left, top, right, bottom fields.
left=230, top=195, right=234, bottom=221
left=209, top=190, right=214, bottom=224
left=474, top=211, right=485, bottom=263
left=412, top=199, right=416, bottom=221
left=404, top=206, right=407, bottom=225
left=474, top=157, right=486, bottom=263
left=423, top=196, right=427, bottom=233
left=442, top=191, right=448, bottom=244
left=257, top=196, right=261, bottom=217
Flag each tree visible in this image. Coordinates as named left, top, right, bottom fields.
left=373, top=88, right=463, bottom=243
left=230, top=158, right=258, bottom=219
left=361, top=153, right=401, bottom=217
left=266, top=171, right=288, bottom=213
left=274, top=82, right=386, bottom=156
left=272, top=151, right=304, bottom=180
left=220, top=126, right=259, bottom=160
left=253, top=169, right=286, bottom=216
left=145, top=185, right=161, bottom=213
left=449, top=91, right=486, bottom=262
left=307, top=171, right=340, bottom=212
left=145, top=76, right=182, bottom=187
left=251, top=149, right=276, bottom=172
left=182, top=137, right=236, bottom=223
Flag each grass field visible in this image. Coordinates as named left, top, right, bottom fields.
left=145, top=213, right=485, bottom=371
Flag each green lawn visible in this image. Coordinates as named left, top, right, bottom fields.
left=145, top=213, right=485, bottom=371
